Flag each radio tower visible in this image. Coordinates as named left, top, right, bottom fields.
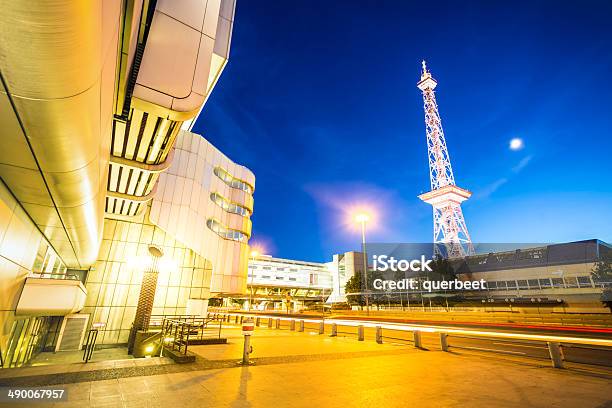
left=417, top=61, right=474, bottom=257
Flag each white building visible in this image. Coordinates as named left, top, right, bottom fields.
left=242, top=251, right=365, bottom=310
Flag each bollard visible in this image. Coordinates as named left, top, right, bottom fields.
left=275, top=318, right=280, bottom=329
left=241, top=318, right=254, bottom=365
left=331, top=323, right=337, bottom=337
left=358, top=325, right=364, bottom=341
left=290, top=320, right=296, bottom=331
left=547, top=342, right=564, bottom=369
left=256, top=317, right=260, bottom=327
left=413, top=331, right=422, bottom=348
left=298, top=320, right=304, bottom=332
left=268, top=318, right=273, bottom=328
left=319, top=321, right=325, bottom=335
left=235, top=315, right=239, bottom=324
left=240, top=316, right=244, bottom=324
left=440, top=333, right=448, bottom=352
left=376, top=326, right=383, bottom=344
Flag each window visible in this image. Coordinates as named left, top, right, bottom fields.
left=288, top=277, right=297, bottom=281
left=517, top=280, right=528, bottom=289
left=206, top=219, right=248, bottom=242
left=261, top=275, right=271, bottom=279
left=577, top=276, right=592, bottom=287
left=210, top=192, right=250, bottom=216
left=506, top=280, right=517, bottom=290
left=289, top=268, right=298, bottom=272
left=539, top=278, right=552, bottom=288
left=214, top=167, right=254, bottom=194
left=487, top=281, right=498, bottom=289
left=564, top=277, right=578, bottom=288
left=263, top=266, right=271, bottom=270
left=527, top=279, right=539, bottom=289
left=276, top=276, right=284, bottom=280
left=551, top=278, right=564, bottom=288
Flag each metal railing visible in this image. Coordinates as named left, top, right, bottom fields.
left=215, top=312, right=612, bottom=369
left=160, top=317, right=222, bottom=356
left=149, top=314, right=198, bottom=329
left=29, top=272, right=80, bottom=280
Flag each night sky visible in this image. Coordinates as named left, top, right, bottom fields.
left=193, top=0, right=612, bottom=262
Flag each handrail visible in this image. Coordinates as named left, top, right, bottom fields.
left=29, top=272, right=80, bottom=281
left=160, top=316, right=223, bottom=355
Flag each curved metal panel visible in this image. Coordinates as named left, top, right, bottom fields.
left=0, top=1, right=122, bottom=267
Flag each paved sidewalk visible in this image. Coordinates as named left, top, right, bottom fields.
left=0, top=326, right=610, bottom=407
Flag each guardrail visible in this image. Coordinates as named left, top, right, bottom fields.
left=29, top=272, right=80, bottom=280
left=210, top=312, right=612, bottom=369
left=161, top=317, right=223, bottom=356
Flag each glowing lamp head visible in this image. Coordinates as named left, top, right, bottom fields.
left=250, top=250, right=259, bottom=258
left=355, top=213, right=370, bottom=223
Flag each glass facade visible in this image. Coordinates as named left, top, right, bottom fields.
left=82, top=214, right=212, bottom=345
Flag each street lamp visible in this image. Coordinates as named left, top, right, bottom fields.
left=355, top=212, right=370, bottom=313
left=248, top=249, right=259, bottom=311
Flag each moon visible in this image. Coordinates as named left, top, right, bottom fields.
left=509, top=138, right=524, bottom=150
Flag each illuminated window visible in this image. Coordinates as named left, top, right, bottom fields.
left=214, top=167, right=254, bottom=194
left=206, top=219, right=248, bottom=242
left=210, top=192, right=250, bottom=216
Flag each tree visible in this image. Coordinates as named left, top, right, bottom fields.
left=592, top=256, right=612, bottom=283
left=345, top=273, right=365, bottom=306
left=429, top=256, right=456, bottom=281
left=592, top=253, right=612, bottom=311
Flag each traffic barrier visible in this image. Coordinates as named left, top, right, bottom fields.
left=413, top=331, right=422, bottom=348
left=376, top=326, right=383, bottom=344
left=440, top=333, right=449, bottom=352
left=548, top=342, right=565, bottom=369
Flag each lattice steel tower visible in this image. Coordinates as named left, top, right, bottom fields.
left=417, top=61, right=474, bottom=257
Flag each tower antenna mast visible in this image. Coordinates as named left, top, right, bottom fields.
left=417, top=61, right=474, bottom=257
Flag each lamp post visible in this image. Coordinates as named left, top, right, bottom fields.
left=355, top=213, right=370, bottom=313
left=248, top=250, right=259, bottom=311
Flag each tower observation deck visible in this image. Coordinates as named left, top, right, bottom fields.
left=417, top=61, right=474, bottom=257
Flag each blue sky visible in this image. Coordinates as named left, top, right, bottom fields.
left=193, top=0, right=612, bottom=262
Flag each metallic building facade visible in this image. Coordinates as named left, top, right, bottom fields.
left=0, top=0, right=251, bottom=362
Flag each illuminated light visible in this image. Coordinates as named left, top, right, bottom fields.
left=220, top=313, right=612, bottom=347
left=249, top=243, right=266, bottom=258
left=509, top=138, right=524, bottom=150
left=144, top=345, right=154, bottom=354
left=158, top=257, right=179, bottom=274
left=164, top=337, right=174, bottom=343
left=355, top=213, right=370, bottom=223
left=345, top=205, right=378, bottom=232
